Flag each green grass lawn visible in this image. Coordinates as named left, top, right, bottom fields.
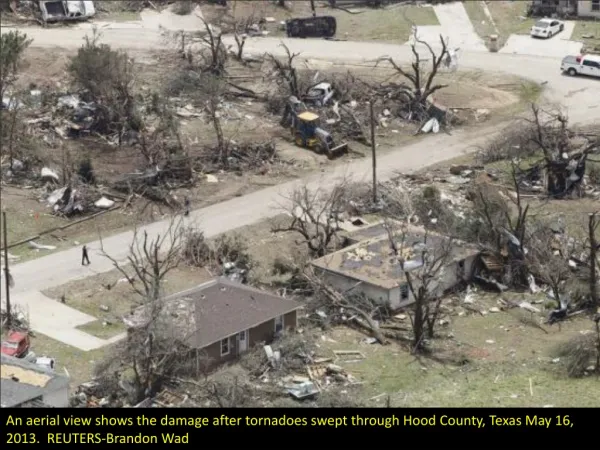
left=77, top=320, right=127, bottom=340
left=571, top=19, right=600, bottom=53
left=464, top=0, right=535, bottom=49
left=332, top=5, right=439, bottom=43
left=28, top=332, right=110, bottom=391
left=320, top=293, right=600, bottom=407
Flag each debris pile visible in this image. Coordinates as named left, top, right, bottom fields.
left=197, top=141, right=280, bottom=172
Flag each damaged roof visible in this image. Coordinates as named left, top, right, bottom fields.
left=312, top=225, right=479, bottom=290
left=124, top=278, right=302, bottom=349
left=1, top=354, right=70, bottom=408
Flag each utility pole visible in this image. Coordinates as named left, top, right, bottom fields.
left=370, top=100, right=377, bottom=204
left=2, top=211, right=11, bottom=329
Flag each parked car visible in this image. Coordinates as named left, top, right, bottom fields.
left=530, top=18, right=564, bottom=39
left=561, top=54, right=600, bottom=78
left=1, top=331, right=31, bottom=358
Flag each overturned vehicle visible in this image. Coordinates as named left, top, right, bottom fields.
left=39, top=1, right=95, bottom=22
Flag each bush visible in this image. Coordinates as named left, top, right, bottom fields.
left=172, top=1, right=193, bottom=15
left=588, top=161, right=600, bottom=186
left=181, top=228, right=211, bottom=267
left=475, top=124, right=541, bottom=164
left=0, top=31, right=32, bottom=99
left=182, top=229, right=255, bottom=274
left=552, top=334, right=597, bottom=378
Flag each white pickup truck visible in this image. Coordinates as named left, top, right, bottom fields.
left=561, top=54, right=600, bottom=78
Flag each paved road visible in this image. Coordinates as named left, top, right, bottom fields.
left=2, top=25, right=599, bottom=350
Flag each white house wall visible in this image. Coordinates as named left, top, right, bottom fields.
left=579, top=1, right=600, bottom=17
left=319, top=270, right=392, bottom=305
left=317, top=254, right=477, bottom=311
left=42, top=386, right=70, bottom=407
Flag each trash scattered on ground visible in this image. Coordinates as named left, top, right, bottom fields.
left=28, top=241, right=57, bottom=251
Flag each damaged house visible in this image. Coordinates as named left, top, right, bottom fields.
left=1, top=354, right=70, bottom=408
left=123, top=278, right=302, bottom=370
left=312, top=222, right=480, bottom=310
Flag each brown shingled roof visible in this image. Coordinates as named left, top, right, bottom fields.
left=125, top=278, right=302, bottom=349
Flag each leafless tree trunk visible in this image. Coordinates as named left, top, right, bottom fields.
left=271, top=180, right=349, bottom=257
left=198, top=17, right=228, bottom=75
left=266, top=44, right=300, bottom=98
left=474, top=160, right=530, bottom=287
left=95, top=217, right=196, bottom=402
left=375, top=31, right=449, bottom=121
left=206, top=94, right=226, bottom=164
left=99, top=217, right=184, bottom=303
left=6, top=97, right=19, bottom=170
left=384, top=222, right=454, bottom=353
left=525, top=105, right=598, bottom=198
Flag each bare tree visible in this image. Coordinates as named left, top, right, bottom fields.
left=385, top=221, right=454, bottom=353
left=528, top=222, right=572, bottom=306
left=522, top=105, right=599, bottom=198
left=271, top=181, right=348, bottom=258
left=472, top=160, right=531, bottom=287
left=194, top=17, right=228, bottom=75
left=375, top=30, right=449, bottom=121
left=203, top=75, right=227, bottom=162
left=95, top=217, right=198, bottom=403
left=99, top=217, right=184, bottom=304
left=266, top=44, right=301, bottom=98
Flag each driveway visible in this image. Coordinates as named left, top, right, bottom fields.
left=409, top=2, right=487, bottom=52
left=501, top=21, right=583, bottom=58
left=2, top=24, right=600, bottom=351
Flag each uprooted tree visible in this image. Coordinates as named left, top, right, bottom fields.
left=68, top=29, right=139, bottom=142
left=271, top=180, right=349, bottom=258
left=385, top=221, right=455, bottom=353
left=375, top=31, right=450, bottom=122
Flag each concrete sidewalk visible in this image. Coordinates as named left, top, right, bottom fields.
left=408, top=2, right=487, bottom=52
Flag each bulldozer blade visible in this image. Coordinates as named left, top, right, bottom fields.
left=327, top=142, right=348, bottom=158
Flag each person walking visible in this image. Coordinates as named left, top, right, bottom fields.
left=184, top=196, right=191, bottom=217
left=81, top=245, right=90, bottom=266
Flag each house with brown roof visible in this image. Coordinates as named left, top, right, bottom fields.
left=312, top=222, right=480, bottom=310
left=123, top=278, right=302, bottom=368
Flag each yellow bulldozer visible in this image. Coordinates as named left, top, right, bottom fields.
left=284, top=108, right=348, bottom=158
